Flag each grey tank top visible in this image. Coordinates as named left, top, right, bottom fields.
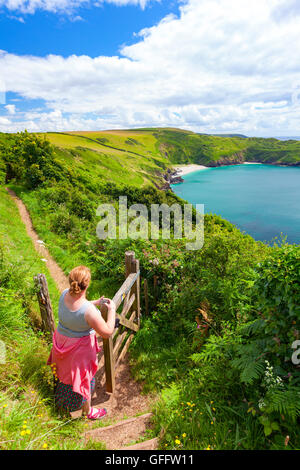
left=57, top=289, right=96, bottom=338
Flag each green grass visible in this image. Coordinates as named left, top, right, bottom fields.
left=0, top=187, right=60, bottom=314
left=151, top=385, right=266, bottom=451
left=44, top=131, right=169, bottom=188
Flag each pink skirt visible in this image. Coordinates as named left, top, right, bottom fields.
left=47, top=329, right=101, bottom=400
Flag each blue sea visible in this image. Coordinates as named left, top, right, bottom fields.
left=171, top=164, right=300, bottom=244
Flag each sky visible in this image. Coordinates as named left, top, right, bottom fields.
left=0, top=0, right=300, bottom=136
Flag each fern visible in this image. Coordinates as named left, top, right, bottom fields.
left=235, top=339, right=267, bottom=357
left=240, top=360, right=266, bottom=384
left=267, top=388, right=300, bottom=422
left=230, top=355, right=265, bottom=384
left=238, top=319, right=266, bottom=336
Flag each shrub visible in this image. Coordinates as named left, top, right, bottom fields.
left=50, top=207, right=78, bottom=235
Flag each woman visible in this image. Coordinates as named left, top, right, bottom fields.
left=47, top=265, right=116, bottom=420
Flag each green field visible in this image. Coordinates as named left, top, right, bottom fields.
left=42, top=130, right=170, bottom=188
left=42, top=129, right=300, bottom=177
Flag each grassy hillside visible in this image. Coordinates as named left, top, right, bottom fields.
left=43, top=130, right=170, bottom=189
left=2, top=129, right=299, bottom=195
left=245, top=137, right=300, bottom=164
left=1, top=129, right=300, bottom=195
left=41, top=129, right=300, bottom=174
left=152, top=129, right=300, bottom=165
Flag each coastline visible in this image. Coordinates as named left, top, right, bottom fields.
left=173, top=164, right=208, bottom=177
left=163, top=159, right=300, bottom=191
left=174, top=162, right=263, bottom=176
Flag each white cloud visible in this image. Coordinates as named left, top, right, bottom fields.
left=1, top=0, right=300, bottom=135
left=0, top=116, right=11, bottom=130
left=0, top=0, right=157, bottom=14
left=8, top=14, right=25, bottom=21
left=5, top=104, right=16, bottom=114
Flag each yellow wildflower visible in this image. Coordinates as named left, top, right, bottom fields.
left=20, top=430, right=26, bottom=436
left=42, top=443, right=48, bottom=449
left=182, top=433, right=187, bottom=438
left=175, top=439, right=181, bottom=445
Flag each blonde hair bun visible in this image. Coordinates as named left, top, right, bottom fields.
left=69, top=266, right=91, bottom=295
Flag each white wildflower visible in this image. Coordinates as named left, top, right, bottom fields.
left=258, top=399, right=266, bottom=410
left=263, top=360, right=284, bottom=390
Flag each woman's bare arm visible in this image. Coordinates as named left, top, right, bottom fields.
left=85, top=300, right=116, bottom=339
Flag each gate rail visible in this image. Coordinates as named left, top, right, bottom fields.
left=102, top=250, right=140, bottom=392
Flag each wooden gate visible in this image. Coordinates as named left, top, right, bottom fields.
left=102, top=251, right=141, bottom=393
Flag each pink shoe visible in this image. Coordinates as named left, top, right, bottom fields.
left=87, top=407, right=107, bottom=420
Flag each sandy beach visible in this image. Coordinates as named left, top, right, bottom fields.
left=173, top=162, right=262, bottom=178
left=173, top=164, right=208, bottom=176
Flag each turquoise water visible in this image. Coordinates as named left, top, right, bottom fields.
left=171, top=164, right=300, bottom=244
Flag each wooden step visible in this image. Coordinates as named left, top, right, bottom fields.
left=84, top=413, right=155, bottom=450
left=120, top=438, right=158, bottom=450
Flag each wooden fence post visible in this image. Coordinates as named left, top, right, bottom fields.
left=143, top=279, right=149, bottom=316
left=125, top=250, right=135, bottom=278
left=153, top=275, right=158, bottom=303
left=34, top=274, right=55, bottom=339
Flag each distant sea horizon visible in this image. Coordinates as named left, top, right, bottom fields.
left=196, top=133, right=300, bottom=141
left=274, top=136, right=300, bottom=141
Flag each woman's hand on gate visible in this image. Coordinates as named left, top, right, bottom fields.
left=104, top=298, right=116, bottom=311
left=92, top=296, right=104, bottom=307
